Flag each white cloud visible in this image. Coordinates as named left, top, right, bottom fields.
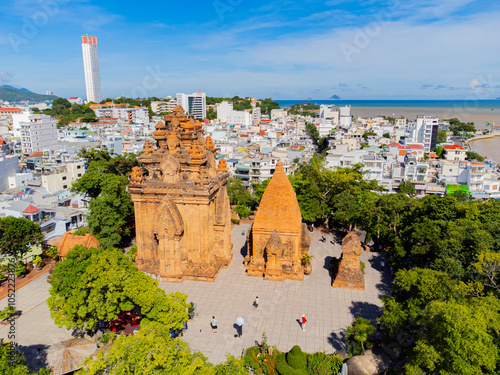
left=0, top=70, right=13, bottom=85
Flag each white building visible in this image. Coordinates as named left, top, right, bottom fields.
left=12, top=112, right=58, bottom=154
left=320, top=105, right=339, bottom=124
left=93, top=107, right=149, bottom=123
left=176, top=92, right=206, bottom=119
left=68, top=97, right=84, bottom=105
left=252, top=107, right=261, bottom=125
left=216, top=101, right=233, bottom=123
left=151, top=100, right=177, bottom=114
left=271, top=109, right=288, bottom=122
left=339, top=106, right=352, bottom=127
left=414, top=116, right=438, bottom=152
left=216, top=101, right=252, bottom=126
left=41, top=161, right=85, bottom=192
left=81, top=34, right=102, bottom=103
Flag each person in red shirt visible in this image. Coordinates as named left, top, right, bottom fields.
left=302, top=314, right=307, bottom=331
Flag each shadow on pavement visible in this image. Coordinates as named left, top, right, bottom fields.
left=367, top=253, right=393, bottom=298
left=20, top=343, right=50, bottom=373
left=349, top=301, right=382, bottom=323
left=239, top=241, right=247, bottom=258
left=327, top=329, right=347, bottom=351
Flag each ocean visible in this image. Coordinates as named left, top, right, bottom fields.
left=275, top=99, right=500, bottom=109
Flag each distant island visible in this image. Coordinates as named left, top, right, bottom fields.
left=0, top=85, right=57, bottom=102
left=328, top=95, right=342, bottom=100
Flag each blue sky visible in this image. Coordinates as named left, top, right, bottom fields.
left=0, top=0, right=499, bottom=99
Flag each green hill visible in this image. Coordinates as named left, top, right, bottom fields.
left=0, top=87, right=58, bottom=102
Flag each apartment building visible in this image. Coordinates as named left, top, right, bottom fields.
left=40, top=161, right=86, bottom=192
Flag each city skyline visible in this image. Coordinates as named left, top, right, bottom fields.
left=0, top=0, right=499, bottom=100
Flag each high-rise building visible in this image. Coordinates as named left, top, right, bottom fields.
left=81, top=34, right=102, bottom=104
left=176, top=92, right=206, bottom=119
left=414, top=116, right=439, bottom=152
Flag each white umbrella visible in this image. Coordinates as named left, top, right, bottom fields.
left=47, top=338, right=97, bottom=375
left=235, top=317, right=244, bottom=326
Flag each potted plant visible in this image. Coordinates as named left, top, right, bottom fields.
left=301, top=253, right=314, bottom=275
left=33, top=256, right=45, bottom=270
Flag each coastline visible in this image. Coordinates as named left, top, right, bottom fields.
left=350, top=106, right=499, bottom=129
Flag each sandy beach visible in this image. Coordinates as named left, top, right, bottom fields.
left=351, top=106, right=499, bottom=130
left=469, top=135, right=500, bottom=164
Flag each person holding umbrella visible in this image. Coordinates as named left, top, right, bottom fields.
left=235, top=317, right=244, bottom=337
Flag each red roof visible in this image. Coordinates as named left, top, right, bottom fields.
left=398, top=150, right=407, bottom=156
left=388, top=142, right=403, bottom=148
left=68, top=97, right=79, bottom=100
left=0, top=138, right=4, bottom=145
left=0, top=108, right=22, bottom=112
left=406, top=144, right=424, bottom=149
left=23, top=204, right=40, bottom=214
left=443, top=144, right=465, bottom=150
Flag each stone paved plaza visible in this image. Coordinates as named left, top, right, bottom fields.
left=0, top=224, right=390, bottom=369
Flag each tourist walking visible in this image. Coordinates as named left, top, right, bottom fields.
left=211, top=316, right=218, bottom=333
left=254, top=296, right=259, bottom=309
left=322, top=233, right=326, bottom=242
left=302, top=314, right=307, bottom=331
left=235, top=317, right=244, bottom=337
left=381, top=259, right=385, bottom=271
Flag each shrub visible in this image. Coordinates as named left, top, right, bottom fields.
left=234, top=205, right=253, bottom=219
left=128, top=244, right=137, bottom=261
left=243, top=346, right=260, bottom=371
left=231, top=218, right=241, bottom=224
left=360, top=261, right=366, bottom=270
left=307, top=352, right=343, bottom=375
left=72, top=227, right=92, bottom=236
left=46, top=246, right=58, bottom=260
left=0, top=305, right=18, bottom=320
left=287, top=346, right=307, bottom=371
left=276, top=352, right=306, bottom=375
left=15, top=262, right=28, bottom=277
left=33, top=256, right=45, bottom=269
left=98, top=331, right=116, bottom=345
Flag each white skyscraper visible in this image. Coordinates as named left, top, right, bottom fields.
left=81, top=34, right=102, bottom=104
left=176, top=92, right=207, bottom=119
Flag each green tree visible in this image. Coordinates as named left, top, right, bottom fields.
left=346, top=318, right=375, bottom=355
left=226, top=177, right=254, bottom=208
left=257, top=98, right=280, bottom=115
left=404, top=298, right=500, bottom=375
left=72, top=149, right=138, bottom=247
left=466, top=150, right=485, bottom=162
left=48, top=246, right=188, bottom=331
left=214, top=354, right=249, bottom=375
left=0, top=217, right=44, bottom=258
left=0, top=340, right=50, bottom=374
left=79, top=322, right=214, bottom=375
left=436, top=129, right=447, bottom=144
left=399, top=180, right=416, bottom=196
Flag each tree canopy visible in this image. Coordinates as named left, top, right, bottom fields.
left=79, top=323, right=213, bottom=375
left=72, top=149, right=139, bottom=248
left=48, top=246, right=188, bottom=331
left=0, top=217, right=44, bottom=258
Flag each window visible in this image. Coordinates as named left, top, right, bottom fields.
left=78, top=173, right=82, bottom=177
left=77, top=165, right=81, bottom=169
left=63, top=185, right=68, bottom=189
